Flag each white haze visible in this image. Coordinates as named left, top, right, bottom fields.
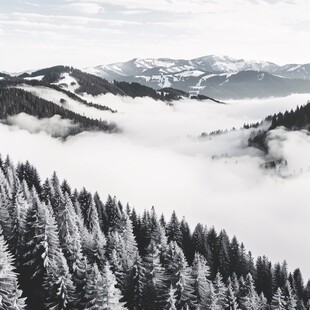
left=6, top=113, right=78, bottom=137
left=1, top=91, right=310, bottom=278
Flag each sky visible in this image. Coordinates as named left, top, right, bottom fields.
left=0, top=0, right=309, bottom=72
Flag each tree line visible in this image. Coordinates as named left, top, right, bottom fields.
left=0, top=154, right=308, bottom=309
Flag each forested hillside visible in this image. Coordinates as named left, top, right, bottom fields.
left=0, top=87, right=118, bottom=136
left=248, top=101, right=310, bottom=152
left=0, top=154, right=308, bottom=309
left=13, top=65, right=222, bottom=102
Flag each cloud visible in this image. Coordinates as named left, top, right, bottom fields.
left=66, top=2, right=104, bottom=14
left=1, top=90, right=310, bottom=279
left=6, top=113, right=79, bottom=137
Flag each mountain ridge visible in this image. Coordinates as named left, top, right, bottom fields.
left=84, top=55, right=310, bottom=99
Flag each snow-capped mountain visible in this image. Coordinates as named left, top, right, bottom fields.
left=85, top=55, right=310, bottom=99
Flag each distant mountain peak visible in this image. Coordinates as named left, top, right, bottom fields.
left=83, top=55, right=310, bottom=100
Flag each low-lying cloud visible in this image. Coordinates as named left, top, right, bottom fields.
left=1, top=92, right=310, bottom=279
left=6, top=113, right=78, bottom=137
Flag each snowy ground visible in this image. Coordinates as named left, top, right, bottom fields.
left=1, top=90, right=310, bottom=278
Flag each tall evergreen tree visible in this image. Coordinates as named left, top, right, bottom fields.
left=271, top=288, right=286, bottom=310
left=166, top=211, right=182, bottom=246
left=0, top=229, right=26, bottom=309
left=226, top=281, right=240, bottom=310
left=191, top=252, right=211, bottom=307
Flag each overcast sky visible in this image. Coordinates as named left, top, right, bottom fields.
left=0, top=0, right=309, bottom=72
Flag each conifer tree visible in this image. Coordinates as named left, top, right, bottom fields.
left=257, top=293, right=268, bottom=310
left=22, top=189, right=47, bottom=309
left=102, top=262, right=127, bottom=310
left=56, top=192, right=86, bottom=306
left=191, top=253, right=211, bottom=307
left=83, top=263, right=106, bottom=309
left=120, top=214, right=139, bottom=271
left=143, top=241, right=166, bottom=310
left=105, top=195, right=122, bottom=231
left=207, top=283, right=225, bottom=310
left=0, top=229, right=26, bottom=309
left=229, top=237, right=240, bottom=276
left=7, top=179, right=28, bottom=265
left=166, top=285, right=178, bottom=310
left=166, top=241, right=196, bottom=309
left=42, top=204, right=76, bottom=310
left=212, top=272, right=227, bottom=309
left=283, top=281, right=297, bottom=310
left=240, top=273, right=259, bottom=310
left=166, top=211, right=182, bottom=246
left=226, top=281, right=240, bottom=310
left=180, top=218, right=194, bottom=264
left=192, top=223, right=206, bottom=257
left=271, top=288, right=286, bottom=310
left=131, top=256, right=146, bottom=310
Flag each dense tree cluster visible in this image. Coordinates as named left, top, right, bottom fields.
left=248, top=101, right=310, bottom=152
left=0, top=154, right=309, bottom=309
left=269, top=102, right=310, bottom=131
left=114, top=81, right=162, bottom=100
left=0, top=87, right=118, bottom=136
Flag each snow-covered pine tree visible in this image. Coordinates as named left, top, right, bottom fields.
left=84, top=197, right=106, bottom=269
left=0, top=229, right=26, bottom=309
left=191, top=252, right=211, bottom=308
left=22, top=189, right=48, bottom=309
left=50, top=172, right=65, bottom=216
left=226, top=281, right=240, bottom=310
left=42, top=204, right=76, bottom=310
left=7, top=178, right=28, bottom=265
left=283, top=281, right=297, bottom=310
left=166, top=241, right=196, bottom=309
left=271, top=288, right=286, bottom=310
left=129, top=256, right=146, bottom=310
left=83, top=263, right=106, bottom=309
left=257, top=292, right=268, bottom=310
left=143, top=241, right=167, bottom=310
left=240, top=273, right=259, bottom=310
left=206, top=283, right=225, bottom=310
left=102, top=262, right=127, bottom=310
left=56, top=192, right=86, bottom=307
left=84, top=262, right=127, bottom=310
left=212, top=272, right=227, bottom=309
left=0, top=184, right=13, bottom=240
left=120, top=214, right=139, bottom=271
left=166, top=285, right=178, bottom=310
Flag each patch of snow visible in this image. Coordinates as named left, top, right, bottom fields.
left=14, top=84, right=113, bottom=121
left=175, top=70, right=205, bottom=78
left=288, top=65, right=301, bottom=72
left=24, top=75, right=44, bottom=81
left=52, top=73, right=80, bottom=92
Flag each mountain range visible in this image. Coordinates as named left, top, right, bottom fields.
left=85, top=55, right=310, bottom=99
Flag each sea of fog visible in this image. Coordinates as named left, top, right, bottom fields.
left=1, top=91, right=310, bottom=278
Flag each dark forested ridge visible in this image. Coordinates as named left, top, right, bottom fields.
left=248, top=101, right=310, bottom=152
left=9, top=65, right=223, bottom=102
left=0, top=87, right=118, bottom=136
left=0, top=154, right=308, bottom=309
